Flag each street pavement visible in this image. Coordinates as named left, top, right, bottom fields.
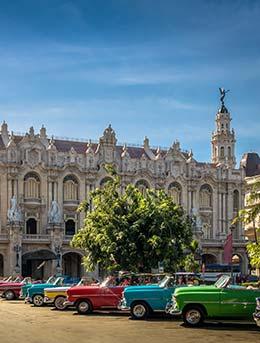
left=0, top=299, right=258, bottom=343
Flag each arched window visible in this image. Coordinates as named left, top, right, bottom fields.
left=65, top=219, right=76, bottom=236
left=63, top=175, right=78, bottom=201
left=220, top=147, right=224, bottom=158
left=228, top=146, right=231, bottom=157
left=233, top=190, right=239, bottom=213
left=26, top=218, right=37, bottom=234
left=199, top=184, right=212, bottom=208
left=24, top=173, right=40, bottom=199
left=135, top=180, right=149, bottom=196
left=168, top=182, right=182, bottom=205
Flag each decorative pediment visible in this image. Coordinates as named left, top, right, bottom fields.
left=27, top=148, right=40, bottom=168
left=99, top=124, right=117, bottom=146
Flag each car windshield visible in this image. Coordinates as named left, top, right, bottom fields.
left=100, top=277, right=116, bottom=288
left=46, top=276, right=57, bottom=284
left=214, top=275, right=231, bottom=288
left=53, top=277, right=65, bottom=286
left=158, top=276, right=175, bottom=288
left=22, top=277, right=31, bottom=285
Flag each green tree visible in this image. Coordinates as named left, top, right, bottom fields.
left=233, top=180, right=260, bottom=269
left=72, top=171, right=193, bottom=273
left=181, top=240, right=200, bottom=273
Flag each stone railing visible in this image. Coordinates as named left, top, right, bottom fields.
left=22, top=234, right=51, bottom=242
left=0, top=233, right=9, bottom=241
left=63, top=235, right=73, bottom=243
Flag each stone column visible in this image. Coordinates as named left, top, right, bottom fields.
left=7, top=223, right=23, bottom=276
left=47, top=223, right=64, bottom=275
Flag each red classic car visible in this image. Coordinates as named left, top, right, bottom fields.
left=0, top=277, right=32, bottom=300
left=66, top=276, right=125, bottom=314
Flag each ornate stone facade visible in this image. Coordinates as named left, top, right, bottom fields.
left=0, top=102, right=249, bottom=278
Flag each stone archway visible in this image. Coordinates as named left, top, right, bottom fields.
left=202, top=253, right=218, bottom=265
left=22, top=249, right=56, bottom=279
left=62, top=252, right=82, bottom=278
left=0, top=254, right=3, bottom=277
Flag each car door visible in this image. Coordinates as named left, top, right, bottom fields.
left=101, top=286, right=124, bottom=308
left=220, top=286, right=256, bottom=318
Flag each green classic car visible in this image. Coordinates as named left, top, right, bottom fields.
left=166, top=275, right=260, bottom=327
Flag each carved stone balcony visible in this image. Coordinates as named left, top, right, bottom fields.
left=201, top=238, right=222, bottom=248
left=0, top=234, right=9, bottom=242
left=63, top=235, right=74, bottom=244
left=23, top=197, right=42, bottom=208
left=63, top=199, right=80, bottom=209
left=22, top=234, right=51, bottom=243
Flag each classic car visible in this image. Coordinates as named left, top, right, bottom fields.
left=253, top=297, right=260, bottom=327
left=0, top=277, right=33, bottom=300
left=119, top=275, right=177, bottom=319
left=20, top=275, right=55, bottom=299
left=119, top=273, right=201, bottom=320
left=43, top=277, right=97, bottom=310
left=66, top=276, right=127, bottom=314
left=25, top=276, right=80, bottom=307
left=166, top=274, right=260, bottom=327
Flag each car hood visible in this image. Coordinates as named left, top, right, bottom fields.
left=0, top=282, right=23, bottom=288
left=45, top=286, right=70, bottom=292
left=124, top=284, right=161, bottom=292
left=174, top=285, right=217, bottom=294
left=29, top=283, right=53, bottom=289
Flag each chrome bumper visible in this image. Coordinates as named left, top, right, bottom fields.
left=44, top=297, right=53, bottom=304
left=165, top=301, right=182, bottom=316
left=25, top=296, right=32, bottom=304
left=253, top=308, right=260, bottom=327
left=118, top=299, right=130, bottom=311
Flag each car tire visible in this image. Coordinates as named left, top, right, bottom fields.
left=54, top=296, right=67, bottom=311
left=32, top=294, right=44, bottom=307
left=5, top=290, right=15, bottom=301
left=183, top=306, right=204, bottom=327
left=130, top=302, right=150, bottom=320
left=76, top=300, right=93, bottom=315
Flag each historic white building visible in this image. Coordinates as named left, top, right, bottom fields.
left=0, top=99, right=251, bottom=278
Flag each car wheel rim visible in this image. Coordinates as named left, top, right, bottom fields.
left=79, top=302, right=89, bottom=312
left=133, top=304, right=146, bottom=318
left=6, top=291, right=13, bottom=300
left=186, top=309, right=201, bottom=325
left=34, top=296, right=43, bottom=306
left=55, top=298, right=65, bottom=309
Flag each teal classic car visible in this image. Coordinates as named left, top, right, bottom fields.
left=167, top=275, right=260, bottom=327
left=119, top=274, right=199, bottom=320
left=25, top=276, right=79, bottom=307
left=20, top=275, right=57, bottom=299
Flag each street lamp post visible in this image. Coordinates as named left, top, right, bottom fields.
left=55, top=245, right=62, bottom=274
left=13, top=244, right=21, bottom=270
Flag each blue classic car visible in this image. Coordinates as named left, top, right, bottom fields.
left=119, top=273, right=199, bottom=319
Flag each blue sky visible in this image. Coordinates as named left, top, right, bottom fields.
left=0, top=0, right=259, bottom=163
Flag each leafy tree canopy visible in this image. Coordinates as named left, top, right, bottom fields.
left=233, top=180, right=260, bottom=268
left=72, top=168, right=193, bottom=273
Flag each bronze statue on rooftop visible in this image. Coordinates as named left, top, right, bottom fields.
left=219, top=87, right=230, bottom=105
